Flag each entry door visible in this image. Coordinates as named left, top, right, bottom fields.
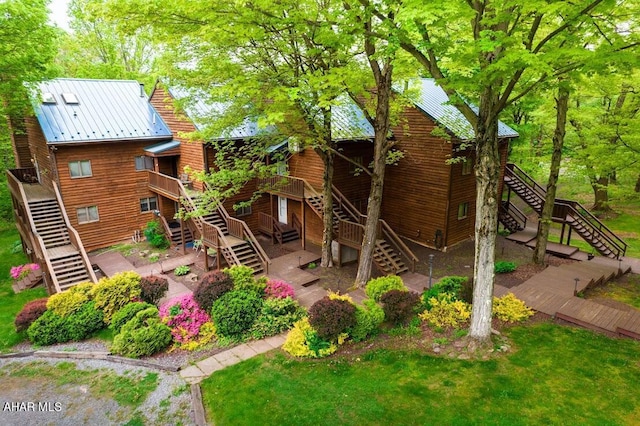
left=278, top=196, right=288, bottom=224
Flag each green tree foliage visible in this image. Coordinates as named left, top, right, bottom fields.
left=55, top=0, right=158, bottom=88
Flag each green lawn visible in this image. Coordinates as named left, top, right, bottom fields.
left=201, top=323, right=640, bottom=425
left=0, top=224, right=47, bottom=351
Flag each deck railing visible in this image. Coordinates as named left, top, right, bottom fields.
left=148, top=171, right=181, bottom=199
left=338, top=219, right=364, bottom=248
left=258, top=175, right=305, bottom=198
left=380, top=219, right=417, bottom=272
left=53, top=182, right=98, bottom=284
left=6, top=169, right=61, bottom=293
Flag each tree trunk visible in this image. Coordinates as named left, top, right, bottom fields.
left=534, top=85, right=569, bottom=264
left=468, top=88, right=501, bottom=344
left=591, top=175, right=610, bottom=212
left=355, top=69, right=393, bottom=287
left=635, top=174, right=640, bottom=193
left=318, top=148, right=335, bottom=268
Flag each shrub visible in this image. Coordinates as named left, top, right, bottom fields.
left=211, top=290, right=263, bottom=338
left=282, top=318, right=337, bottom=358
left=350, top=299, right=385, bottom=342
left=159, top=294, right=212, bottom=344
left=139, top=275, right=169, bottom=305
left=365, top=275, right=407, bottom=302
left=419, top=296, right=471, bottom=329
left=265, top=280, right=295, bottom=299
left=91, top=271, right=142, bottom=323
left=27, top=310, right=68, bottom=346
left=250, top=297, right=306, bottom=339
left=495, top=261, right=517, bottom=274
left=180, top=322, right=217, bottom=351
left=327, top=290, right=354, bottom=304
left=422, top=276, right=468, bottom=310
left=493, top=293, right=534, bottom=322
left=27, top=301, right=104, bottom=345
left=193, top=270, right=234, bottom=312
left=380, top=290, right=421, bottom=326
left=64, top=301, right=105, bottom=341
left=144, top=220, right=170, bottom=249
left=308, top=296, right=357, bottom=341
left=224, top=265, right=266, bottom=294
left=14, top=298, right=49, bottom=332
left=46, top=283, right=94, bottom=317
left=110, top=302, right=156, bottom=334
left=111, top=307, right=172, bottom=358
left=174, top=265, right=190, bottom=276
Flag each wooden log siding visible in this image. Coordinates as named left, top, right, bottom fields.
left=287, top=147, right=325, bottom=188
left=382, top=106, right=452, bottom=248
left=8, top=118, right=32, bottom=168
left=25, top=117, right=55, bottom=191
left=149, top=87, right=207, bottom=191
left=446, top=149, right=476, bottom=247
left=55, top=142, right=164, bottom=251
left=331, top=143, right=373, bottom=208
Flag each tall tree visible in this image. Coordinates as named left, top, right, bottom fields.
left=0, top=0, right=58, bottom=132
left=55, top=0, right=157, bottom=87
left=367, top=0, right=639, bottom=344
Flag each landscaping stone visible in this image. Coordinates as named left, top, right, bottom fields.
left=186, top=273, right=199, bottom=282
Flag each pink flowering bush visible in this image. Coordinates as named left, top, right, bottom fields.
left=265, top=280, right=295, bottom=299
left=10, top=263, right=40, bottom=280
left=159, top=294, right=211, bottom=345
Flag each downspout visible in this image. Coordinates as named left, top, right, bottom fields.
left=442, top=145, right=454, bottom=250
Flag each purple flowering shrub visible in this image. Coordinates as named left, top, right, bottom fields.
left=159, top=294, right=211, bottom=344
left=265, top=280, right=295, bottom=299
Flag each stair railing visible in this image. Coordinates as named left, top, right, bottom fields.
left=53, top=183, right=98, bottom=283
left=331, top=185, right=366, bottom=223
left=291, top=212, right=302, bottom=238
left=227, top=217, right=271, bottom=273
left=379, top=220, right=417, bottom=272
left=505, top=163, right=546, bottom=200
left=7, top=170, right=62, bottom=293
left=555, top=199, right=627, bottom=258
left=499, top=200, right=527, bottom=230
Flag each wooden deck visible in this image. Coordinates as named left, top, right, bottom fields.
left=495, top=258, right=639, bottom=339
left=22, top=183, right=55, bottom=202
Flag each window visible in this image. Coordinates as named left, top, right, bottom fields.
left=69, top=160, right=92, bottom=178
left=140, top=197, right=158, bottom=213
left=457, top=202, right=469, bottom=220
left=462, top=159, right=473, bottom=175
left=135, top=156, right=154, bottom=171
left=236, top=204, right=252, bottom=217
left=77, top=206, right=99, bottom=224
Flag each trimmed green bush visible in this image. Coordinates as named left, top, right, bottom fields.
left=495, top=261, right=517, bottom=274
left=365, top=275, right=407, bottom=302
left=211, top=290, right=263, bottom=338
left=350, top=299, right=385, bottom=342
left=194, top=270, right=234, bottom=312
left=27, top=301, right=104, bottom=345
left=91, top=271, right=142, bottom=323
left=380, top=290, right=421, bottom=326
left=14, top=298, right=49, bottom=332
left=308, top=296, right=357, bottom=341
left=111, top=307, right=172, bottom=358
left=139, top=275, right=169, bottom=305
left=250, top=297, right=306, bottom=339
left=110, top=302, right=156, bottom=334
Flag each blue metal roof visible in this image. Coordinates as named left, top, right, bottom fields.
left=168, top=86, right=374, bottom=141
left=409, top=79, right=519, bottom=140
left=33, top=78, right=173, bottom=144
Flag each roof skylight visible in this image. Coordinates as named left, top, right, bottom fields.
left=42, top=93, right=56, bottom=104
left=61, top=93, right=79, bottom=104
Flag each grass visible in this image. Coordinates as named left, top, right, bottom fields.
left=2, top=360, right=159, bottom=406
left=588, top=274, right=640, bottom=309
left=201, top=322, right=640, bottom=425
left=0, top=224, right=47, bottom=351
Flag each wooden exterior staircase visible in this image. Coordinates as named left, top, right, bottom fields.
left=148, top=171, right=270, bottom=274
left=259, top=175, right=417, bottom=275
left=503, top=163, right=627, bottom=259
left=7, top=168, right=97, bottom=294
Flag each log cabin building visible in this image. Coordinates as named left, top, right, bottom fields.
left=8, top=77, right=521, bottom=294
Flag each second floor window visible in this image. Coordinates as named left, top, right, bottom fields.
left=462, top=159, right=473, bottom=175
left=69, top=160, right=92, bottom=178
left=135, top=156, right=154, bottom=171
